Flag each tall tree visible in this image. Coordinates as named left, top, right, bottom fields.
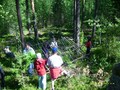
left=81, top=0, right=85, bottom=31
left=15, top=0, right=25, bottom=50
left=25, top=0, right=31, bottom=34
left=30, top=0, right=38, bottom=41
left=73, top=0, right=76, bottom=40
left=92, top=0, right=98, bottom=37
left=74, top=0, right=80, bottom=48
left=52, top=0, right=64, bottom=27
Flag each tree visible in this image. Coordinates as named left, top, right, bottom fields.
left=74, top=0, right=80, bottom=48
left=92, top=0, right=98, bottom=37
left=30, top=0, right=38, bottom=41
left=81, top=0, right=85, bottom=31
left=15, top=0, right=25, bottom=50
left=25, top=0, right=31, bottom=34
left=52, top=0, right=64, bottom=27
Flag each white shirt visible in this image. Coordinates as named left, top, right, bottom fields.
left=23, top=47, right=35, bottom=55
left=47, top=54, right=63, bottom=68
left=50, top=41, right=58, bottom=48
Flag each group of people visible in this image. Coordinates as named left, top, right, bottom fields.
left=1, top=36, right=92, bottom=90
left=26, top=35, right=92, bottom=90
left=34, top=48, right=67, bottom=90
left=23, top=38, right=68, bottom=90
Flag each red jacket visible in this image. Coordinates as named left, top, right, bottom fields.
left=86, top=41, right=92, bottom=48
left=34, top=58, right=47, bottom=76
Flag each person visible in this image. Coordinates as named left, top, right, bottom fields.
left=0, top=66, right=5, bottom=89
left=4, top=46, right=15, bottom=58
left=50, top=37, right=58, bottom=49
left=28, top=62, right=34, bottom=76
left=107, top=63, right=120, bottom=90
left=47, top=47, right=69, bottom=90
left=85, top=36, right=92, bottom=57
left=23, top=43, right=35, bottom=55
left=42, top=41, right=50, bottom=59
left=34, top=53, right=47, bottom=90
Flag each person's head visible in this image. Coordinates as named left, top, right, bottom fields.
left=87, top=35, right=91, bottom=41
left=52, top=47, right=58, bottom=54
left=36, top=53, right=42, bottom=59
left=25, top=43, right=31, bottom=49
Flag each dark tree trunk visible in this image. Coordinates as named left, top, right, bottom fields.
left=81, top=0, right=85, bottom=31
left=25, top=0, right=31, bottom=34
left=74, top=0, right=80, bottom=48
left=30, top=0, right=38, bottom=41
left=15, top=0, right=25, bottom=50
left=53, top=0, right=64, bottom=27
left=73, top=0, right=76, bottom=40
left=92, top=0, right=98, bottom=38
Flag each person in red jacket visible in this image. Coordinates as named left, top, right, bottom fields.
left=34, top=53, right=47, bottom=90
left=85, top=36, right=92, bottom=57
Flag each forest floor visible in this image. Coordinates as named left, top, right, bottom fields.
left=0, top=29, right=110, bottom=90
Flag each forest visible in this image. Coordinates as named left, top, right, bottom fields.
left=0, top=0, right=120, bottom=90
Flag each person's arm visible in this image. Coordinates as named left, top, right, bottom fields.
left=43, top=60, right=49, bottom=72
left=47, top=59, right=51, bottom=67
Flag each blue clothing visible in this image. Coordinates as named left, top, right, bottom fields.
left=38, top=74, right=46, bottom=90
left=52, top=47, right=58, bottom=54
left=28, top=63, right=34, bottom=76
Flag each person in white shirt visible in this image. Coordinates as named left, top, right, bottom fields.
left=50, top=37, right=58, bottom=49
left=4, top=46, right=15, bottom=58
left=47, top=47, right=68, bottom=90
left=23, top=43, right=35, bottom=55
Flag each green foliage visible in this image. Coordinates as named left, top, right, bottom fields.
left=10, top=53, right=36, bottom=87
left=19, top=84, right=37, bottom=90
left=85, top=0, right=94, bottom=19
left=89, top=21, right=120, bottom=71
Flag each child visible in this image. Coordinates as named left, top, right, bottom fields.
left=34, top=53, right=47, bottom=90
left=85, top=36, right=92, bottom=57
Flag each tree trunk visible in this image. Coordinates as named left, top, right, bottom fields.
left=53, top=0, right=64, bottom=27
left=92, top=0, right=98, bottom=38
left=30, top=0, right=38, bottom=41
left=76, top=0, right=80, bottom=47
left=81, top=0, right=85, bottom=31
left=15, top=0, right=25, bottom=50
left=73, top=0, right=76, bottom=40
left=25, top=0, right=31, bottom=34
left=74, top=0, right=80, bottom=48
